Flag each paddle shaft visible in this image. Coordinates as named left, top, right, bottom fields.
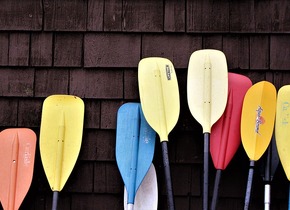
left=127, top=204, right=134, bottom=210
left=52, top=191, right=59, bottom=210
left=288, top=184, right=290, bottom=210
left=244, top=160, right=255, bottom=210
left=202, top=57, right=213, bottom=210
left=203, top=133, right=210, bottom=210
left=264, top=143, right=272, bottom=210
left=211, top=169, right=222, bottom=210
left=264, top=184, right=270, bottom=210
left=127, top=127, right=139, bottom=205
left=161, top=141, right=175, bottom=210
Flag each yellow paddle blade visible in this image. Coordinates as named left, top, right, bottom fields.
left=241, top=81, right=276, bottom=161
left=40, top=95, right=84, bottom=191
left=275, top=85, right=290, bottom=180
left=138, top=57, right=180, bottom=141
left=187, top=49, right=228, bottom=133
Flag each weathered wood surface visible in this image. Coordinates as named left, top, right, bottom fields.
left=0, top=0, right=289, bottom=209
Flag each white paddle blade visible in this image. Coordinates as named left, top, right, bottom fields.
left=187, top=49, right=228, bottom=133
left=124, top=164, right=158, bottom=210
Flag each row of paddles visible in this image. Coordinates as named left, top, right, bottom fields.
left=0, top=95, right=85, bottom=210
left=115, top=49, right=290, bottom=210
left=0, top=49, right=289, bottom=210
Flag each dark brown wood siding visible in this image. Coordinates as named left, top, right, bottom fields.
left=0, top=0, right=289, bottom=209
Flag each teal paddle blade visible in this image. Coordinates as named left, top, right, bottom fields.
left=116, top=103, right=156, bottom=205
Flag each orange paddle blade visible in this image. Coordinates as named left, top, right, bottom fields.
left=0, top=128, right=37, bottom=210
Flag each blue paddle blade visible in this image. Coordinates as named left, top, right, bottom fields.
left=116, top=103, right=156, bottom=205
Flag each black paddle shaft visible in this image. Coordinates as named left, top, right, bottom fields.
left=161, top=141, right=175, bottom=210
left=211, top=169, right=222, bottom=210
left=244, top=160, right=255, bottom=210
left=52, top=191, right=59, bottom=210
left=204, top=133, right=210, bottom=210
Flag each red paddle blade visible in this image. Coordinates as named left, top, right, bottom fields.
left=0, top=128, right=36, bottom=210
left=210, top=73, right=252, bottom=170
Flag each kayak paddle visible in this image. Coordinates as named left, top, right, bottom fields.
left=210, top=73, right=252, bottom=210
left=0, top=128, right=36, bottom=210
left=39, top=95, right=85, bottom=210
left=187, top=49, right=228, bottom=210
left=124, top=164, right=158, bottom=210
left=275, top=85, right=290, bottom=210
left=259, top=135, right=279, bottom=210
left=116, top=103, right=156, bottom=210
left=241, top=81, right=276, bottom=210
left=138, top=57, right=180, bottom=210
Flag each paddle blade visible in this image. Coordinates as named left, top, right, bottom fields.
left=124, top=164, right=158, bottom=210
left=211, top=73, right=252, bottom=170
left=116, top=103, right=156, bottom=204
left=39, top=95, right=84, bottom=192
left=0, top=128, right=36, bottom=210
left=241, top=81, right=276, bottom=161
left=138, top=57, right=180, bottom=141
left=187, top=49, right=228, bottom=133
left=275, top=85, right=290, bottom=180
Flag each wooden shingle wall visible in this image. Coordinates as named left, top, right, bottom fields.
left=0, top=0, right=290, bottom=209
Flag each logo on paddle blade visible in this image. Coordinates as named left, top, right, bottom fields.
left=255, top=106, right=265, bottom=134
left=143, top=127, right=150, bottom=144
left=166, top=65, right=171, bottom=80
left=24, top=143, right=32, bottom=166
left=282, top=102, right=290, bottom=125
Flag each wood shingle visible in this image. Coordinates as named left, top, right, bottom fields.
left=54, top=33, right=83, bottom=67
left=187, top=0, right=229, bottom=33
left=35, top=68, right=69, bottom=97
left=164, top=0, right=186, bottom=32
left=0, top=98, right=18, bottom=126
left=70, top=69, right=123, bottom=99
left=0, top=68, right=34, bottom=97
left=223, top=35, right=250, bottom=70
left=104, top=0, right=122, bottom=32
left=0, top=33, right=9, bottom=66
left=270, top=35, right=290, bottom=70
left=31, top=33, right=53, bottom=67
left=43, top=0, right=87, bottom=31
left=122, top=0, right=163, bottom=32
left=250, top=35, right=270, bottom=70
left=9, top=33, right=30, bottom=66
left=84, top=33, right=141, bottom=67
left=0, top=0, right=42, bottom=31
left=142, top=34, right=202, bottom=68
left=87, top=0, right=104, bottom=31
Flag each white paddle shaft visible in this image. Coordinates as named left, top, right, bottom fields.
left=127, top=204, right=134, bottom=210
left=264, top=184, right=270, bottom=210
